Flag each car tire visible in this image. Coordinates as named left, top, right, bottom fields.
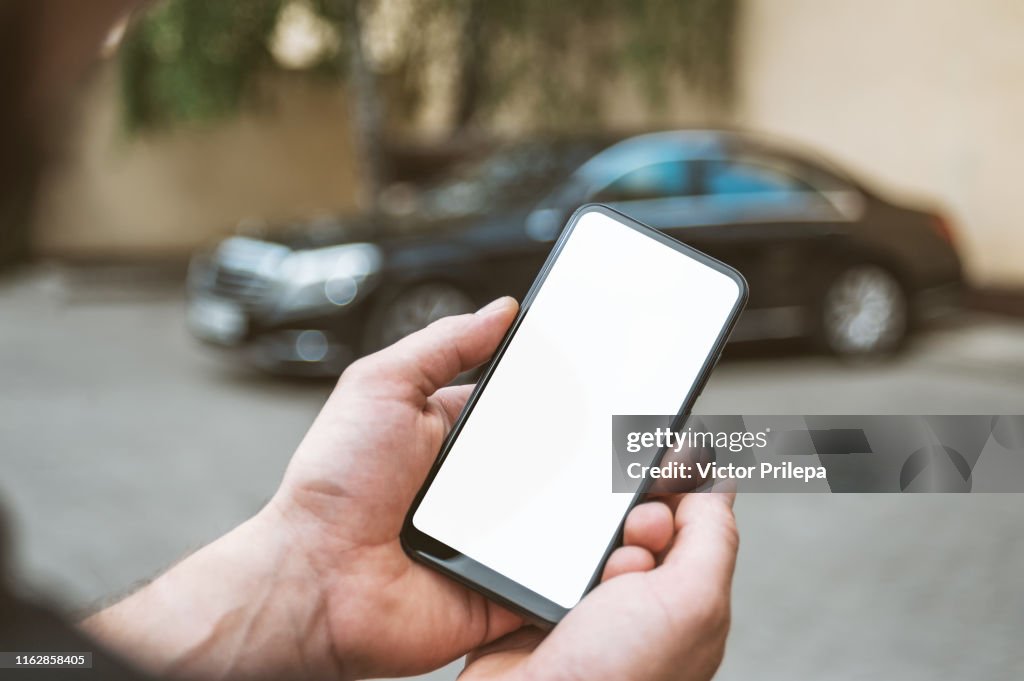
left=816, top=263, right=909, bottom=358
left=366, top=282, right=477, bottom=352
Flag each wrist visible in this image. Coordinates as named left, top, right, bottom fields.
left=83, top=506, right=337, bottom=680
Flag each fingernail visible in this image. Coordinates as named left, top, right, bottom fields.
left=476, top=296, right=515, bottom=316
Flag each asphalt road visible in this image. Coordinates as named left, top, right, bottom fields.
left=2, top=269, right=1023, bottom=680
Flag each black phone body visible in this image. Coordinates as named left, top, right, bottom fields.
left=401, top=204, right=748, bottom=626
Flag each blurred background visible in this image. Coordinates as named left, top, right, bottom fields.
left=2, top=0, right=1023, bottom=679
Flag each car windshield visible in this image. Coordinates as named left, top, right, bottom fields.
left=412, top=142, right=595, bottom=218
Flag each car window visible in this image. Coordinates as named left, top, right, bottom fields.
left=594, top=161, right=691, bottom=202
left=693, top=157, right=855, bottom=222
left=407, top=142, right=605, bottom=220
left=702, top=160, right=806, bottom=197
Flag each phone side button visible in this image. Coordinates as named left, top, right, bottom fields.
left=693, top=372, right=711, bottom=400
left=694, top=353, right=722, bottom=400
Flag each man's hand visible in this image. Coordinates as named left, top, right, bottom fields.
left=84, top=297, right=739, bottom=681
left=266, top=297, right=527, bottom=678
left=461, top=491, right=738, bottom=681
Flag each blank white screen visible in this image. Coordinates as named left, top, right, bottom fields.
left=413, top=210, right=740, bottom=608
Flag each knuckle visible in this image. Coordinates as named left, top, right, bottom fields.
left=719, top=514, right=740, bottom=552
left=340, top=355, right=380, bottom=385
left=701, top=498, right=739, bottom=548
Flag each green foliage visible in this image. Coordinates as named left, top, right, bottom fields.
left=620, top=0, right=738, bottom=103
left=452, top=0, right=737, bottom=127
left=119, top=0, right=738, bottom=134
left=120, top=0, right=288, bottom=131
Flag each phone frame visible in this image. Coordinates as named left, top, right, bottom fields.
left=400, top=203, right=749, bottom=626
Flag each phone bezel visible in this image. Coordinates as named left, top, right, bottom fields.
left=400, top=203, right=749, bottom=627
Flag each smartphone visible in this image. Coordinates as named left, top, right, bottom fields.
left=401, top=204, right=747, bottom=626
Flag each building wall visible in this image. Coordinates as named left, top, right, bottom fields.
left=34, top=65, right=363, bottom=259
left=736, top=0, right=1024, bottom=286
left=36, top=2, right=1024, bottom=288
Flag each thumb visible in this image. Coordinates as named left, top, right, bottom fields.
left=350, top=296, right=518, bottom=403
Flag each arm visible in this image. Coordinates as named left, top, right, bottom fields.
left=82, top=296, right=739, bottom=681
left=82, top=299, right=526, bottom=681
left=82, top=510, right=328, bottom=680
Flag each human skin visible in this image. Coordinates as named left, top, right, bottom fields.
left=83, top=297, right=739, bottom=681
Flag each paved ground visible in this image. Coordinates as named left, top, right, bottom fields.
left=2, top=269, right=1023, bottom=680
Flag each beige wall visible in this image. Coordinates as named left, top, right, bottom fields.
left=736, top=0, right=1024, bottom=286
left=33, top=54, right=714, bottom=261
left=38, top=2, right=1024, bottom=288
left=35, top=65, right=362, bottom=259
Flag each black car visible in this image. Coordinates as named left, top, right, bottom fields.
left=187, top=130, right=963, bottom=376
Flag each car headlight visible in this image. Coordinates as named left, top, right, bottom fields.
left=273, top=243, right=382, bottom=313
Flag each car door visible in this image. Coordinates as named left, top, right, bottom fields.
left=685, top=157, right=852, bottom=321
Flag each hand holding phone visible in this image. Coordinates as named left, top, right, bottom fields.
left=247, top=205, right=744, bottom=680
left=82, top=207, right=744, bottom=681
left=275, top=281, right=738, bottom=680
left=460, top=491, right=738, bottom=681
left=404, top=205, right=747, bottom=624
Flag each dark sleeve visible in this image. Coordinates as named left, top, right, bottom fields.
left=0, top=584, right=157, bottom=681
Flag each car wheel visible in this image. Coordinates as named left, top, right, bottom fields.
left=369, top=282, right=477, bottom=351
left=818, top=264, right=908, bottom=357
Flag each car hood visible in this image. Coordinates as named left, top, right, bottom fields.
left=253, top=205, right=542, bottom=256
left=253, top=213, right=391, bottom=250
